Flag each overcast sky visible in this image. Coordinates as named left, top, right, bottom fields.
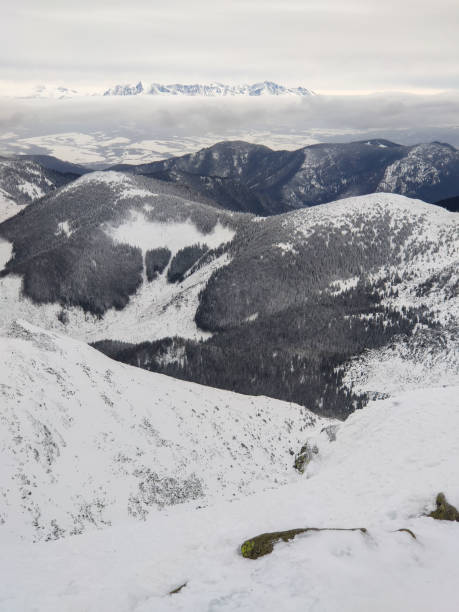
left=1, top=0, right=459, bottom=93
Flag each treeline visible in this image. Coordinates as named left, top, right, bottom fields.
left=17, top=231, right=143, bottom=315
left=94, top=282, right=437, bottom=419
left=167, top=244, right=208, bottom=283
left=145, top=248, right=171, bottom=281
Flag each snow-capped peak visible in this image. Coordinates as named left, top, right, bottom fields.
left=102, top=81, right=144, bottom=96
left=103, top=80, right=315, bottom=97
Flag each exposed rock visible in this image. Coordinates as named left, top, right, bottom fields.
left=293, top=441, right=319, bottom=473
left=169, top=582, right=187, bottom=595
left=429, top=493, right=459, bottom=521
left=321, top=424, right=338, bottom=442
left=394, top=528, right=417, bottom=539
left=240, top=527, right=367, bottom=559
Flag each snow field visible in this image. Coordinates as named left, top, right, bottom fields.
left=0, top=373, right=458, bottom=611
left=0, top=321, right=329, bottom=543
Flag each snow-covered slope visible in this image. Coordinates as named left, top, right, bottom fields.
left=0, top=170, right=244, bottom=342
left=0, top=188, right=457, bottom=417
left=14, top=154, right=90, bottom=176
left=0, top=320, right=329, bottom=543
left=0, top=189, right=25, bottom=224
left=1, top=381, right=458, bottom=611
left=21, top=85, right=82, bottom=99
left=103, top=80, right=315, bottom=97
left=378, top=142, right=459, bottom=197
left=0, top=157, right=75, bottom=222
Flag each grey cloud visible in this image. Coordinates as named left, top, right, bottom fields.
left=1, top=93, right=458, bottom=143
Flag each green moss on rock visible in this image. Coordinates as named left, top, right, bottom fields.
left=240, top=527, right=367, bottom=559
left=429, top=493, right=459, bottom=521
left=169, top=582, right=187, bottom=595
left=394, top=528, right=417, bottom=539
left=293, top=442, right=319, bottom=474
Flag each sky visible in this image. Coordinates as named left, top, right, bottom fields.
left=1, top=0, right=459, bottom=94
left=1, top=0, right=458, bottom=163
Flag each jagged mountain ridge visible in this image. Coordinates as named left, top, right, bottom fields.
left=103, top=80, right=315, bottom=97
left=0, top=171, right=457, bottom=417
left=112, top=139, right=459, bottom=215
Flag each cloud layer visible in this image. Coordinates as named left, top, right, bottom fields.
left=1, top=93, right=458, bottom=166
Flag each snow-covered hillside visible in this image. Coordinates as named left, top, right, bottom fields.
left=1, top=377, right=458, bottom=611
left=0, top=189, right=25, bottom=224
left=0, top=320, right=329, bottom=543
left=378, top=142, right=459, bottom=196
left=0, top=187, right=457, bottom=416
left=1, top=189, right=456, bottom=345
left=0, top=157, right=74, bottom=222
left=20, top=85, right=82, bottom=99
left=0, top=170, right=243, bottom=342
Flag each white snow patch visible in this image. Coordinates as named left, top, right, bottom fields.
left=106, top=212, right=235, bottom=256
left=58, top=170, right=134, bottom=195
left=276, top=242, right=297, bottom=254
left=56, top=220, right=73, bottom=238
left=0, top=252, right=232, bottom=344
left=0, top=238, right=13, bottom=271
left=286, top=193, right=455, bottom=241
left=328, top=276, right=360, bottom=295
left=344, top=328, right=459, bottom=398
left=17, top=180, right=45, bottom=199
left=0, top=191, right=26, bottom=223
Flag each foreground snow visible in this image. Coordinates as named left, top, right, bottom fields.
left=0, top=326, right=458, bottom=611
left=0, top=321, right=328, bottom=543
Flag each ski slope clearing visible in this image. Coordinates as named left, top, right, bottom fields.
left=1, top=379, right=458, bottom=611
left=0, top=321, right=328, bottom=543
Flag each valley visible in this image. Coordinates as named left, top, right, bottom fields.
left=0, top=137, right=458, bottom=611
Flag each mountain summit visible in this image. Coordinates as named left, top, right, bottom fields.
left=103, top=80, right=315, bottom=97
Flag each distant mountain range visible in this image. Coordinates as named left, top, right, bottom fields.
left=15, top=80, right=315, bottom=99
left=103, top=80, right=315, bottom=97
